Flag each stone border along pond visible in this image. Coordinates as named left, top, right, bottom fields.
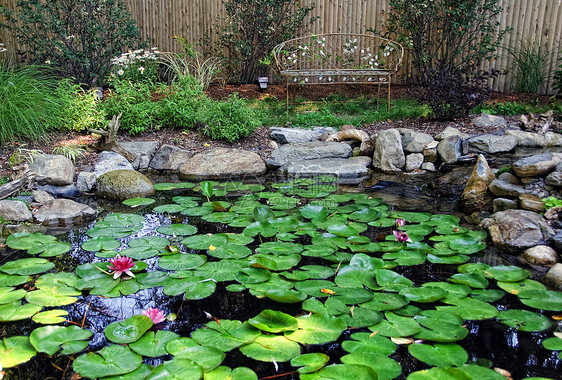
left=0, top=116, right=561, bottom=379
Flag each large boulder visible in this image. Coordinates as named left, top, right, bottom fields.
left=29, top=154, right=75, bottom=186
left=96, top=170, right=155, bottom=200
left=481, top=209, right=555, bottom=253
left=488, top=173, right=529, bottom=198
left=468, top=134, right=517, bottom=154
left=437, top=135, right=464, bottom=165
left=0, top=200, right=32, bottom=222
left=282, top=157, right=370, bottom=185
left=33, top=199, right=96, bottom=226
left=471, top=114, right=507, bottom=128
left=460, top=154, right=495, bottom=213
left=120, top=140, right=160, bottom=170
left=512, top=153, right=562, bottom=177
left=505, top=130, right=562, bottom=147
left=178, top=148, right=266, bottom=180
left=372, top=129, right=405, bottom=173
left=269, top=142, right=351, bottom=167
left=401, top=131, right=434, bottom=153
left=270, top=126, right=336, bottom=144
left=77, top=152, right=134, bottom=192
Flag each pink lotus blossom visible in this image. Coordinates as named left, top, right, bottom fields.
left=143, top=307, right=166, bottom=324
left=395, top=218, right=405, bottom=227
left=107, top=255, right=136, bottom=279
left=393, top=230, right=411, bottom=243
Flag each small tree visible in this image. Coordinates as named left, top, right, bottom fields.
left=220, top=0, right=316, bottom=84
left=1, top=0, right=143, bottom=86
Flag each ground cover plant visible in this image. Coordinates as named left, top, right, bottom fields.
left=1, top=177, right=561, bottom=379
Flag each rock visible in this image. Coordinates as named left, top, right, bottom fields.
left=0, top=200, right=32, bottom=222
left=94, top=151, right=134, bottom=174
left=521, top=245, right=558, bottom=265
left=1, top=224, right=46, bottom=237
left=96, top=170, right=155, bottom=200
left=493, top=198, right=518, bottom=212
left=31, top=190, right=54, bottom=204
left=519, top=194, right=545, bottom=213
left=33, top=199, right=96, bottom=226
left=402, top=131, right=434, bottom=153
left=270, top=126, right=337, bottom=144
left=29, top=154, right=75, bottom=186
left=160, top=150, right=196, bottom=171
left=120, top=141, right=159, bottom=170
left=76, top=172, right=96, bottom=193
left=460, top=154, right=495, bottom=213
left=283, top=158, right=369, bottom=185
left=421, top=162, right=436, bottom=172
left=471, top=114, right=507, bottom=128
left=544, top=263, right=562, bottom=291
left=150, top=144, right=180, bottom=170
left=482, top=209, right=555, bottom=253
left=546, top=171, right=562, bottom=187
left=36, top=184, right=81, bottom=198
left=545, top=207, right=562, bottom=221
left=552, top=231, right=562, bottom=252
left=179, top=148, right=266, bottom=180
left=437, top=135, right=463, bottom=165
left=545, top=132, right=562, bottom=146
left=423, top=141, right=439, bottom=163
left=468, top=134, right=517, bottom=154
left=435, top=126, right=469, bottom=140
left=372, top=129, right=405, bottom=173
left=512, top=153, right=562, bottom=177
left=405, top=153, right=424, bottom=172
left=488, top=177, right=529, bottom=198
left=504, top=130, right=561, bottom=147
left=270, top=142, right=352, bottom=166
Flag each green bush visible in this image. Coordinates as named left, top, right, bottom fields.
left=1, top=0, right=143, bottom=86
left=158, top=78, right=206, bottom=129
left=0, top=63, right=65, bottom=145
left=472, top=101, right=530, bottom=116
left=506, top=36, right=550, bottom=94
left=109, top=48, right=160, bottom=84
left=57, top=80, right=106, bottom=132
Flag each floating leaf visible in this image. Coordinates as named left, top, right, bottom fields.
left=518, top=290, right=562, bottom=311
left=73, top=345, right=142, bottom=379
left=163, top=276, right=216, bottom=299
left=104, top=315, right=153, bottom=344
left=436, top=297, right=499, bottom=320
left=291, top=353, right=330, bottom=374
left=122, top=197, right=155, bottom=207
left=147, top=358, right=203, bottom=380
left=484, top=266, right=531, bottom=282
left=399, top=286, right=448, bottom=303
left=248, top=309, right=298, bottom=333
left=204, top=366, right=258, bottom=380
left=408, top=343, right=468, bottom=367
left=542, top=336, right=562, bottom=351
left=157, top=224, right=198, bottom=237
left=340, top=352, right=402, bottom=380
left=316, top=363, right=379, bottom=379
left=368, top=311, right=422, bottom=337
left=30, top=325, right=92, bottom=355
left=497, top=279, right=545, bottom=295
left=0, top=336, right=36, bottom=368
left=0, top=301, right=42, bottom=321
left=32, top=309, right=68, bottom=324
left=81, top=236, right=121, bottom=252
left=0, top=287, right=26, bottom=305
left=285, top=314, right=346, bottom=345
left=0, top=274, right=31, bottom=287
left=240, top=335, right=300, bottom=362
left=154, top=182, right=195, bottom=190
left=168, top=343, right=225, bottom=372
left=498, top=310, right=552, bottom=332
left=191, top=320, right=260, bottom=351
left=158, top=254, right=206, bottom=271
left=25, top=285, right=81, bottom=306
left=414, top=312, right=468, bottom=342
left=129, top=330, right=179, bottom=357
left=449, top=273, right=488, bottom=289
left=6, top=232, right=56, bottom=251
left=341, top=332, right=396, bottom=356
left=0, top=258, right=55, bottom=276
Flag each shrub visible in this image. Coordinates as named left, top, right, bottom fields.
left=220, top=0, right=316, bottom=83
left=158, top=77, right=206, bottom=129
left=1, top=0, right=143, bottom=86
left=506, top=36, right=550, bottom=94
left=109, top=48, right=160, bottom=84
left=0, top=63, right=65, bottom=145
left=554, top=59, right=562, bottom=95
left=57, top=80, right=106, bottom=132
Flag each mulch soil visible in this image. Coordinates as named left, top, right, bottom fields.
left=0, top=84, right=555, bottom=180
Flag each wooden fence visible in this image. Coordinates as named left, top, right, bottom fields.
left=1, top=0, right=561, bottom=94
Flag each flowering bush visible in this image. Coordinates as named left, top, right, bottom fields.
left=110, top=48, right=160, bottom=84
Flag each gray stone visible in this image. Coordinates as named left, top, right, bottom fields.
left=552, top=231, right=562, bottom=252
left=94, top=151, right=134, bottom=175
left=405, top=153, right=424, bottom=172
left=1, top=224, right=46, bottom=236
left=33, top=199, right=96, bottom=226
left=120, top=140, right=159, bottom=158
left=471, top=114, right=507, bottom=128
left=493, top=198, right=518, bottom=212
left=372, top=129, right=405, bottom=173
left=32, top=190, right=54, bottom=204
left=36, top=184, right=81, bottom=198
left=521, top=245, right=558, bottom=266
left=96, top=170, right=155, bottom=201
left=351, top=156, right=372, bottom=167
left=437, top=135, right=463, bottom=164
left=545, top=132, right=562, bottom=146
left=149, top=144, right=180, bottom=170
left=161, top=150, right=197, bottom=171
left=505, top=130, right=547, bottom=147
left=488, top=178, right=529, bottom=198
left=76, top=172, right=96, bottom=193
left=546, top=171, right=562, bottom=187
left=513, top=153, right=562, bottom=177
left=423, top=141, right=439, bottom=163
left=29, top=154, right=75, bottom=186
left=460, top=154, right=495, bottom=213
left=468, top=134, right=517, bottom=154
left=402, top=131, right=434, bottom=153
left=283, top=158, right=369, bottom=185
left=179, top=148, right=266, bottom=180
left=270, top=126, right=336, bottom=144
left=270, top=142, right=352, bottom=166
left=421, top=162, right=436, bottom=172
left=544, top=263, right=562, bottom=291
left=482, top=209, right=555, bottom=253
left=0, top=200, right=32, bottom=222
left=136, top=155, right=150, bottom=170
left=435, top=126, right=469, bottom=140
left=519, top=194, right=546, bottom=213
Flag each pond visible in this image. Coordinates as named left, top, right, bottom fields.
left=1, top=175, right=561, bottom=380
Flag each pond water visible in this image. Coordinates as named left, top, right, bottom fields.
left=1, top=173, right=561, bottom=380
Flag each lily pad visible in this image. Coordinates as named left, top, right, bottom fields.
left=414, top=312, right=468, bottom=342
left=341, top=332, right=396, bottom=356
left=30, top=325, right=93, bottom=355
left=285, top=314, right=346, bottom=345
left=146, top=358, right=203, bottom=380
left=518, top=290, right=562, bottom=311
left=240, top=335, right=301, bottom=362
left=73, top=345, right=143, bottom=379
left=204, top=366, right=258, bottom=380
left=129, top=330, right=179, bottom=357
left=81, top=236, right=121, bottom=252
left=167, top=342, right=225, bottom=372
left=542, top=336, right=562, bottom=350
left=163, top=276, right=216, bottom=299
left=399, top=286, right=448, bottom=303
left=484, top=265, right=531, bottom=282
left=436, top=297, right=499, bottom=320
left=6, top=232, right=56, bottom=251
left=122, top=197, right=155, bottom=207
left=158, top=254, right=206, bottom=271
left=291, top=353, right=330, bottom=374
left=153, top=204, right=186, bottom=213
left=104, top=315, right=153, bottom=344
left=340, top=352, right=402, bottom=380
left=25, top=285, right=81, bottom=306
left=0, top=301, right=42, bottom=321
left=248, top=309, right=298, bottom=333
left=362, top=293, right=409, bottom=311
left=0, top=336, right=36, bottom=368
left=408, top=343, right=468, bottom=367
left=498, top=309, right=552, bottom=332
left=368, top=311, right=422, bottom=337
left=32, top=309, right=69, bottom=324
left=0, top=287, right=26, bottom=305
left=315, top=363, right=379, bottom=379
left=157, top=224, right=198, bottom=237
left=0, top=258, right=55, bottom=276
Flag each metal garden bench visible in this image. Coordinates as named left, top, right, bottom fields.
left=272, top=33, right=404, bottom=111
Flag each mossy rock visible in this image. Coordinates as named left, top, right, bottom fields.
left=96, top=170, right=155, bottom=201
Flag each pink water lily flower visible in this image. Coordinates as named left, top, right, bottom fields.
left=395, top=218, right=405, bottom=227
left=393, top=230, right=411, bottom=243
left=143, top=307, right=166, bottom=324
left=107, top=255, right=136, bottom=279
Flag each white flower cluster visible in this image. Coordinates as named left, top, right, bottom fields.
left=111, top=47, right=159, bottom=74
left=343, top=38, right=358, bottom=54
left=0, top=43, right=7, bottom=53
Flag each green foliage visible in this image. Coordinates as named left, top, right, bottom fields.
left=158, top=77, right=206, bottom=129
left=472, top=101, right=530, bottom=116
left=0, top=64, right=65, bottom=145
left=56, top=80, right=106, bottom=132
left=506, top=36, right=550, bottom=94
left=109, top=48, right=160, bottom=84
left=542, top=196, right=562, bottom=211
left=554, top=58, right=562, bottom=95
left=220, top=0, right=316, bottom=83
left=51, top=145, right=86, bottom=163
left=495, top=166, right=513, bottom=176
left=1, top=0, right=143, bottom=86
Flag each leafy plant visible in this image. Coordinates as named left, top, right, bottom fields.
left=1, top=0, right=143, bottom=86
left=51, top=145, right=86, bottom=163
left=542, top=196, right=562, bottom=211
left=554, top=57, right=562, bottom=95
left=157, top=77, right=206, bottom=129
left=56, top=80, right=106, bottom=132
left=505, top=36, right=550, bottom=94
left=472, top=101, right=530, bottom=116
left=109, top=48, right=160, bottom=84
left=8, top=148, right=44, bottom=167
left=219, top=0, right=316, bottom=83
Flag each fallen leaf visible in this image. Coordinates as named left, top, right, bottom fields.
left=321, top=288, right=335, bottom=295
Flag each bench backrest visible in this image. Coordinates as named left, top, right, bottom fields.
left=273, top=33, right=404, bottom=74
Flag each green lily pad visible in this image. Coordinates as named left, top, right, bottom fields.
left=327, top=223, right=362, bottom=237
left=518, top=290, right=562, bottom=311
left=0, top=258, right=55, bottom=276
left=204, top=366, right=258, bottom=380
left=341, top=332, right=396, bottom=356
left=542, top=336, right=562, bottom=350
left=0, top=336, right=36, bottom=368
left=484, top=265, right=531, bottom=282
left=102, top=364, right=153, bottom=380
left=32, top=309, right=69, bottom=324
left=497, top=279, right=546, bottom=295
left=414, top=312, right=468, bottom=342
left=122, top=197, right=155, bottom=207
left=449, top=273, right=489, bottom=289
left=340, top=352, right=401, bottom=380
left=128, top=236, right=170, bottom=250
left=147, top=358, right=203, bottom=380
left=285, top=314, right=346, bottom=345
left=391, top=211, right=432, bottom=223
left=0, top=301, right=42, bottom=321
left=249, top=253, right=301, bottom=271
left=248, top=309, right=298, bottom=333
left=25, top=285, right=81, bottom=306
left=30, top=325, right=93, bottom=355
left=181, top=234, right=228, bottom=250
left=235, top=267, right=271, bottom=285
left=0, top=287, right=26, bottom=305
left=335, top=254, right=383, bottom=289
left=368, top=311, right=422, bottom=337
left=81, top=236, right=121, bottom=252
left=170, top=344, right=225, bottom=372
left=153, top=204, right=187, bottom=213
left=427, top=254, right=470, bottom=265
left=163, top=276, right=216, bottom=299
left=191, top=320, right=260, bottom=351
left=422, top=282, right=470, bottom=302
left=0, top=274, right=31, bottom=287
left=448, top=237, right=486, bottom=254
left=361, top=293, right=409, bottom=311
left=6, top=232, right=56, bottom=251
left=158, top=254, right=206, bottom=271
left=291, top=353, right=330, bottom=374
left=104, top=315, right=153, bottom=344
left=240, top=335, right=301, bottom=362
left=408, top=343, right=468, bottom=367
left=129, top=330, right=179, bottom=357
left=315, top=363, right=379, bottom=379
left=498, top=309, right=552, bottom=332
left=73, top=345, right=143, bottom=379
left=375, top=269, right=413, bottom=292
left=399, top=286, right=448, bottom=303
left=194, top=260, right=244, bottom=282
left=436, top=297, right=499, bottom=320
left=469, top=289, right=505, bottom=303
left=157, top=224, right=198, bottom=237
